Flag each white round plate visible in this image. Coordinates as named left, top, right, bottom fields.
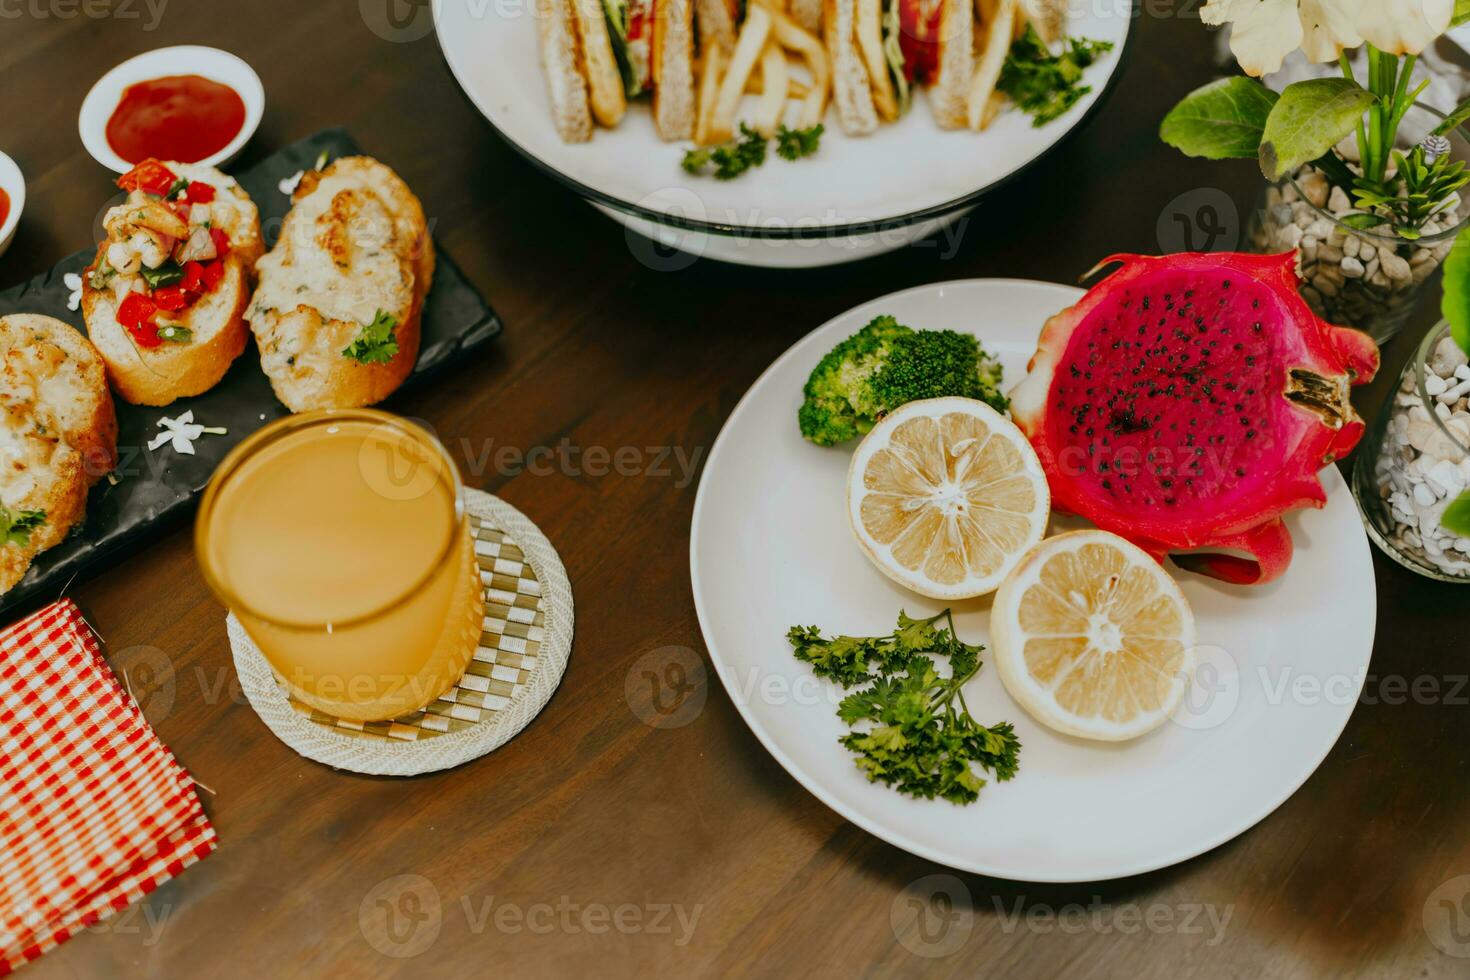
left=0, top=150, right=22, bottom=259
left=434, top=0, right=1133, bottom=237
left=690, top=279, right=1377, bottom=882
left=79, top=46, right=264, bottom=173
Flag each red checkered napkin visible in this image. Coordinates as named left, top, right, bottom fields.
left=0, top=600, right=216, bottom=975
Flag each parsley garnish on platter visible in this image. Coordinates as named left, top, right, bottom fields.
left=775, top=123, right=824, bottom=161
left=342, top=309, right=400, bottom=364
left=998, top=26, right=1114, bottom=128
left=787, top=609, right=1021, bottom=805
left=682, top=124, right=769, bottom=180
left=1, top=507, right=46, bottom=547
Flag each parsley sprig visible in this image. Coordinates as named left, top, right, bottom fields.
left=998, top=26, right=1114, bottom=128
left=682, top=122, right=825, bottom=180
left=787, top=609, right=1021, bottom=805
left=1, top=507, right=46, bottom=547
left=342, top=309, right=400, bottom=364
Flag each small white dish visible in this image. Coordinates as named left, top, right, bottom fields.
left=0, top=151, right=23, bottom=260
left=78, top=46, right=264, bottom=174
left=690, top=279, right=1378, bottom=881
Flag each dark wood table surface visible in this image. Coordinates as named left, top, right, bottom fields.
left=4, top=3, right=1470, bottom=978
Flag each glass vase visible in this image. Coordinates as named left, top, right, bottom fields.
left=1247, top=102, right=1470, bottom=346
left=1352, top=320, right=1470, bottom=581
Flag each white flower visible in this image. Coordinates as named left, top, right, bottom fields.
left=1204, top=0, right=1450, bottom=76
left=147, top=411, right=227, bottom=455
left=1348, top=0, right=1452, bottom=57
left=278, top=170, right=304, bottom=196
left=64, top=272, right=83, bottom=312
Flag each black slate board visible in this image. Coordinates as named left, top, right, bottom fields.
left=0, top=129, right=503, bottom=619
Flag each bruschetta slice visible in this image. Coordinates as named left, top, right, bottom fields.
left=82, top=159, right=263, bottom=406
left=0, top=314, right=118, bottom=594
left=246, top=156, right=434, bottom=413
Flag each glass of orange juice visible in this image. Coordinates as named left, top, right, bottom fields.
left=196, top=409, right=485, bottom=722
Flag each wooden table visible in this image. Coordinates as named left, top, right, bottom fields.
left=4, top=4, right=1469, bottom=978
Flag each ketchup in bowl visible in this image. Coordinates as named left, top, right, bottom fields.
left=106, top=74, right=246, bottom=165
left=0, top=188, right=9, bottom=229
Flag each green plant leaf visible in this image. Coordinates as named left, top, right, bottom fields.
left=1340, top=212, right=1389, bottom=229
left=1444, top=224, right=1470, bottom=357
left=1259, top=79, right=1379, bottom=180
left=1434, top=96, right=1470, bottom=136
left=1160, top=77, right=1279, bottom=159
left=1455, top=0, right=1470, bottom=27
left=1444, top=490, right=1470, bottom=538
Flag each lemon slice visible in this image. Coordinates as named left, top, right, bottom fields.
left=991, top=530, right=1197, bottom=741
left=847, top=396, right=1050, bottom=599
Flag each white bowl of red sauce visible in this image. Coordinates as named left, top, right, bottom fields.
left=0, top=151, right=22, bottom=260
left=79, top=46, right=263, bottom=174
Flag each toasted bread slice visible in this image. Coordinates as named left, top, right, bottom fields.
left=696, top=0, right=740, bottom=52
left=929, top=0, right=973, bottom=129
left=0, top=314, right=118, bottom=595
left=825, top=0, right=879, bottom=135
left=538, top=0, right=595, bottom=142
left=247, top=157, right=434, bottom=413
left=573, top=0, right=628, bottom=126
left=82, top=162, right=262, bottom=406
left=653, top=0, right=697, bottom=140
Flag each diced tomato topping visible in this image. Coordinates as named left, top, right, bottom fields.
left=201, top=260, right=225, bottom=289
left=117, top=160, right=179, bottom=197
left=627, top=1, right=649, bottom=39
left=185, top=181, right=216, bottom=203
left=117, top=292, right=163, bottom=347
left=209, top=227, right=231, bottom=258
left=117, top=291, right=156, bottom=328
left=153, top=285, right=190, bottom=311
left=181, top=260, right=206, bottom=293
left=898, top=0, right=943, bottom=84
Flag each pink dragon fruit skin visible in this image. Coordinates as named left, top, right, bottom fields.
left=1010, top=252, right=1379, bottom=585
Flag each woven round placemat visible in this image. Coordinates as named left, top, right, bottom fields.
left=228, top=489, right=573, bottom=776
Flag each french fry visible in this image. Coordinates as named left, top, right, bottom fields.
left=745, top=74, right=812, bottom=98
left=752, top=0, right=829, bottom=127
left=754, top=42, right=789, bottom=136
left=709, top=5, right=773, bottom=141
left=696, top=44, right=725, bottom=145
left=976, top=0, right=999, bottom=23
left=981, top=89, right=1005, bottom=128
left=968, top=0, right=1015, bottom=131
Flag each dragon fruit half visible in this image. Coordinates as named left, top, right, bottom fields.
left=1010, top=252, right=1379, bottom=585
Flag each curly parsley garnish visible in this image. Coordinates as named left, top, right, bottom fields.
left=342, top=309, right=400, bottom=364
left=998, top=26, right=1114, bottom=128
left=775, top=123, right=824, bottom=161
left=1, top=507, right=46, bottom=547
left=682, top=124, right=769, bottom=180
left=787, top=609, right=1020, bottom=805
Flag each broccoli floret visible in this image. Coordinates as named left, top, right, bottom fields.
left=798, top=316, right=1009, bottom=446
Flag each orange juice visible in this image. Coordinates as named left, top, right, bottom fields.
left=196, top=410, right=485, bottom=721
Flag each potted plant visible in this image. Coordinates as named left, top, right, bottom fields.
left=1352, top=224, right=1470, bottom=580
left=1160, top=1, right=1470, bottom=344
